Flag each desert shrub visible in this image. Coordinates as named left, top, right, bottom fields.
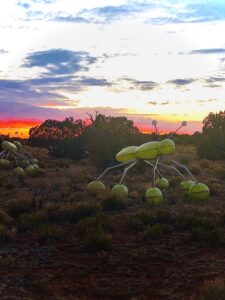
left=207, top=182, right=222, bottom=196
left=196, top=279, right=225, bottom=300
left=0, top=209, right=13, bottom=225
left=216, top=167, right=225, bottom=180
left=128, top=208, right=173, bottom=232
left=84, top=227, right=112, bottom=252
left=34, top=224, right=63, bottom=241
left=18, top=210, right=48, bottom=230
left=199, top=159, right=210, bottom=168
left=144, top=224, right=172, bottom=239
left=190, top=227, right=224, bottom=244
left=78, top=213, right=112, bottom=235
left=32, top=277, right=53, bottom=297
left=8, top=198, right=34, bottom=217
left=48, top=201, right=102, bottom=223
left=128, top=210, right=156, bottom=231
left=29, top=117, right=86, bottom=161
left=102, top=195, right=127, bottom=211
left=85, top=113, right=142, bottom=168
left=176, top=208, right=220, bottom=231
left=0, top=224, right=17, bottom=241
left=197, top=111, right=225, bottom=160
left=190, top=165, right=202, bottom=175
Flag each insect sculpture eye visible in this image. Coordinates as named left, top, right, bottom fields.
left=182, top=121, right=187, bottom=127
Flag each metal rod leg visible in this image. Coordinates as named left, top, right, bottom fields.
left=96, top=160, right=136, bottom=181
left=10, top=153, right=19, bottom=166
left=119, top=161, right=137, bottom=184
left=21, top=149, right=33, bottom=159
left=152, top=157, right=160, bottom=186
left=144, top=160, right=162, bottom=178
left=158, top=162, right=185, bottom=179
left=13, top=151, right=29, bottom=161
left=0, top=150, right=6, bottom=157
left=170, top=159, right=197, bottom=181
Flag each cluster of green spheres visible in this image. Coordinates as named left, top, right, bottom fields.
left=180, top=180, right=210, bottom=201
left=0, top=141, right=41, bottom=178
left=87, top=181, right=128, bottom=200
left=87, top=177, right=210, bottom=205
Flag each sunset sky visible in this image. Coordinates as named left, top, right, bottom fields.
left=1, top=0, right=225, bottom=137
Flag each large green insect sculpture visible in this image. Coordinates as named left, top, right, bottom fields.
left=0, top=140, right=41, bottom=178
left=87, top=121, right=210, bottom=204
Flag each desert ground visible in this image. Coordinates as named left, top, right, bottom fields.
left=0, top=144, right=225, bottom=300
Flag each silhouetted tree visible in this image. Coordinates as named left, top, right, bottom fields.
left=29, top=117, right=87, bottom=160
left=197, top=111, right=225, bottom=160
left=85, top=113, right=143, bottom=168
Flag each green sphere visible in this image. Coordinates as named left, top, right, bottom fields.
left=180, top=180, right=195, bottom=195
left=155, top=177, right=169, bottom=189
left=188, top=183, right=210, bottom=201
left=111, top=184, right=128, bottom=200
left=13, top=167, right=25, bottom=178
left=0, top=159, right=10, bottom=167
left=87, top=181, right=106, bottom=196
left=30, top=159, right=39, bottom=164
left=158, top=139, right=175, bottom=156
left=145, top=187, right=164, bottom=206
left=21, top=159, right=30, bottom=168
left=32, top=164, right=39, bottom=169
left=116, top=146, right=137, bottom=163
left=13, top=141, right=22, bottom=149
left=25, top=165, right=36, bottom=176
left=2, top=141, right=17, bottom=152
left=135, top=141, right=159, bottom=160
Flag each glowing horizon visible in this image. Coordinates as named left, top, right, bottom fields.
left=0, top=0, right=224, bottom=133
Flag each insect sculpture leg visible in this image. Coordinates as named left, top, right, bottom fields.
left=96, top=160, right=136, bottom=181
left=13, top=151, right=29, bottom=161
left=144, top=160, right=162, bottom=178
left=158, top=162, right=185, bottom=179
left=170, top=159, right=197, bottom=181
left=10, top=152, right=19, bottom=166
left=21, top=149, right=33, bottom=159
left=0, top=150, right=6, bottom=157
left=119, top=160, right=137, bottom=184
left=152, top=156, right=160, bottom=186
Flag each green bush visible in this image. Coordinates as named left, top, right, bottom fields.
left=8, top=198, right=34, bottom=217
left=102, top=195, right=127, bottom=211
left=18, top=210, right=48, bottom=230
left=196, top=279, right=225, bottom=300
left=78, top=213, right=112, bottom=235
left=84, top=227, right=112, bottom=252
left=0, top=224, right=17, bottom=241
left=144, top=224, right=172, bottom=239
left=34, top=224, right=63, bottom=241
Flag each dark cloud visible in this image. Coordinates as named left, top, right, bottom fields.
left=167, top=78, right=196, bottom=87
left=122, top=78, right=158, bottom=91
left=77, top=77, right=112, bottom=87
left=23, top=49, right=97, bottom=76
left=148, top=101, right=157, bottom=105
left=148, top=100, right=170, bottom=106
left=205, top=76, right=225, bottom=83
left=190, top=48, right=225, bottom=55
left=0, top=49, right=8, bottom=54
